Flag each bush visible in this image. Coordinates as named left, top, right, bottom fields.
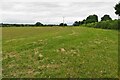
left=59, top=23, right=67, bottom=26
left=83, top=20, right=119, bottom=30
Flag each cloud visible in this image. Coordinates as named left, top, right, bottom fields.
left=0, top=1, right=119, bottom=25
left=1, top=0, right=119, bottom=2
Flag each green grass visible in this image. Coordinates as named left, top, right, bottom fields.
left=2, top=26, right=118, bottom=78
left=0, top=27, right=2, bottom=79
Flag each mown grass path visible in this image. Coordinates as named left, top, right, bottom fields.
left=2, top=27, right=118, bottom=78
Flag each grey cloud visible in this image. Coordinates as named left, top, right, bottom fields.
left=0, top=1, right=118, bottom=24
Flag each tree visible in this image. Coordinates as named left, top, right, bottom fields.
left=114, top=2, right=120, bottom=16
left=85, top=14, right=98, bottom=24
left=73, top=21, right=80, bottom=26
left=35, top=22, right=43, bottom=26
left=101, top=15, right=112, bottom=21
left=59, top=23, right=67, bottom=26
left=81, top=19, right=86, bottom=24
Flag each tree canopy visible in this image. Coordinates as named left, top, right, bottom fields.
left=73, top=21, right=81, bottom=26
left=101, top=15, right=112, bottom=21
left=73, top=14, right=98, bottom=26
left=59, top=23, right=67, bottom=26
left=115, top=2, right=120, bottom=16
left=35, top=22, right=43, bottom=26
left=85, top=14, right=98, bottom=24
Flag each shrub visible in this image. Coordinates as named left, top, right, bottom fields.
left=83, top=20, right=119, bottom=30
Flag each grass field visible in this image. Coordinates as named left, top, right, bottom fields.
left=2, top=27, right=118, bottom=78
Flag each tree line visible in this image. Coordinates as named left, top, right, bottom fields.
left=1, top=14, right=113, bottom=27
left=1, top=22, right=67, bottom=27
left=35, top=22, right=67, bottom=26
left=73, top=14, right=112, bottom=26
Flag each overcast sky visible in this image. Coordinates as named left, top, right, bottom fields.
left=0, top=0, right=119, bottom=25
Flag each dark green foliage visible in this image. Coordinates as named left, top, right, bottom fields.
left=82, top=22, right=97, bottom=28
left=73, top=21, right=81, bottom=26
left=59, top=23, right=67, bottom=26
left=101, top=15, right=112, bottom=21
left=115, top=2, right=120, bottom=16
left=1, top=24, right=35, bottom=27
left=73, top=20, right=85, bottom=26
left=73, top=15, right=98, bottom=26
left=96, top=20, right=118, bottom=29
left=118, top=19, right=120, bottom=29
left=85, top=14, right=98, bottom=24
left=82, top=19, right=86, bottom=24
left=84, top=20, right=119, bottom=30
left=35, top=22, right=43, bottom=26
